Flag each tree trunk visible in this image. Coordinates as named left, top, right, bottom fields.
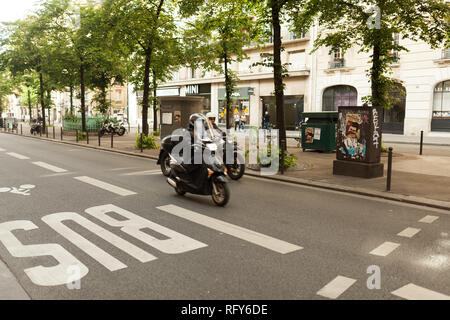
left=271, top=0, right=287, bottom=157
left=224, top=53, right=232, bottom=130
left=152, top=70, right=158, bottom=133
left=70, top=84, right=74, bottom=115
left=39, top=72, right=46, bottom=131
left=142, top=53, right=151, bottom=136
left=371, top=32, right=382, bottom=108
left=80, top=63, right=87, bottom=133
left=27, top=87, right=32, bottom=120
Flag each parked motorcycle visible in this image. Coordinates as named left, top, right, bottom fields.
left=30, top=120, right=43, bottom=135
left=163, top=135, right=230, bottom=207
left=99, top=119, right=126, bottom=137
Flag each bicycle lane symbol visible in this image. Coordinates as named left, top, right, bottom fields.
left=0, top=185, right=36, bottom=196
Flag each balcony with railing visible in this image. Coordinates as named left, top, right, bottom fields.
left=329, top=58, right=345, bottom=69
left=442, top=48, right=450, bottom=59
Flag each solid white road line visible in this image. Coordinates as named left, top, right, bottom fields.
left=74, top=176, right=137, bottom=196
left=397, top=227, right=421, bottom=238
left=32, top=161, right=68, bottom=173
left=122, top=170, right=161, bottom=176
left=6, top=152, right=30, bottom=160
left=157, top=204, right=302, bottom=254
left=392, top=283, right=450, bottom=300
left=419, top=215, right=439, bottom=224
left=0, top=148, right=5, bottom=152
left=317, top=276, right=357, bottom=299
left=369, top=242, right=401, bottom=257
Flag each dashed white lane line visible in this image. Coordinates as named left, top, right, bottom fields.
left=397, top=227, right=421, bottom=238
left=74, top=176, right=137, bottom=196
left=122, top=170, right=161, bottom=176
left=317, top=276, right=357, bottom=299
left=419, top=215, right=439, bottom=224
left=0, top=148, right=5, bottom=151
left=392, top=283, right=450, bottom=300
left=6, top=152, right=30, bottom=160
left=157, top=204, right=302, bottom=254
left=32, top=161, right=68, bottom=173
left=369, top=242, right=401, bottom=257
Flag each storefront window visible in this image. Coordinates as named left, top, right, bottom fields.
left=218, top=100, right=250, bottom=125
left=322, top=85, right=357, bottom=111
left=262, top=96, right=304, bottom=130
left=433, top=80, right=450, bottom=118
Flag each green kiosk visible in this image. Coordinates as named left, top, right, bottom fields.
left=301, top=112, right=338, bottom=152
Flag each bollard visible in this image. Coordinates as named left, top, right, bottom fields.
left=140, top=133, right=144, bottom=153
left=98, top=131, right=101, bottom=147
left=86, top=131, right=89, bottom=145
left=111, top=133, right=114, bottom=149
left=53, top=126, right=55, bottom=139
left=21, top=124, right=23, bottom=135
left=61, top=127, right=63, bottom=141
left=76, top=129, right=79, bottom=143
left=386, top=147, right=393, bottom=192
left=40, top=127, right=42, bottom=137
left=46, top=127, right=48, bottom=138
left=138, top=123, right=140, bottom=134
left=420, top=130, right=424, bottom=155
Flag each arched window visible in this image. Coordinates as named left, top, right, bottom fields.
left=433, top=80, right=450, bottom=118
left=322, top=85, right=357, bottom=111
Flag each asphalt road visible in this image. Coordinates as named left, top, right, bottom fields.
left=0, top=133, right=449, bottom=300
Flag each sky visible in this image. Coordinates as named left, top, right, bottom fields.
left=0, top=0, right=38, bottom=23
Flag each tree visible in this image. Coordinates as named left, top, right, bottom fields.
left=105, top=0, right=178, bottom=136
left=181, top=0, right=262, bottom=129
left=250, top=0, right=306, bottom=159
left=295, top=0, right=450, bottom=109
left=0, top=71, right=15, bottom=115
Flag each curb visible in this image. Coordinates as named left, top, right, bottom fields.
left=3, top=131, right=450, bottom=212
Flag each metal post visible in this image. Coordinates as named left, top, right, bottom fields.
left=386, top=147, right=393, bottom=192
left=140, top=133, right=144, bottom=153
left=280, top=139, right=286, bottom=175
left=46, top=127, right=48, bottom=138
left=420, top=130, right=423, bottom=155
left=76, top=129, right=79, bottom=143
left=111, top=133, right=114, bottom=149
left=40, top=126, right=42, bottom=137
left=98, top=131, right=101, bottom=147
left=21, top=124, right=23, bottom=135
left=61, top=127, right=63, bottom=141
left=86, top=131, right=89, bottom=145
left=53, top=126, right=55, bottom=139
left=138, top=123, right=140, bottom=134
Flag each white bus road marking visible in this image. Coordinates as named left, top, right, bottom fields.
left=157, top=204, right=302, bottom=254
left=6, top=152, right=30, bottom=160
left=0, top=148, right=5, bottom=152
left=369, top=242, right=401, bottom=257
left=392, top=283, right=450, bottom=300
left=317, top=276, right=357, bottom=299
left=32, top=162, right=68, bottom=173
left=419, top=215, right=439, bottom=224
left=74, top=176, right=137, bottom=196
left=121, top=170, right=161, bottom=176
left=397, top=227, right=421, bottom=238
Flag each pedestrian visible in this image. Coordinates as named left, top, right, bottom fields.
left=234, top=111, right=240, bottom=131
left=263, top=111, right=271, bottom=132
left=240, top=113, right=247, bottom=131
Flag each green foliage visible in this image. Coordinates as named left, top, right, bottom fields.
left=77, top=130, right=87, bottom=141
left=135, top=133, right=159, bottom=150
left=245, top=145, right=298, bottom=169
left=294, top=0, right=450, bottom=109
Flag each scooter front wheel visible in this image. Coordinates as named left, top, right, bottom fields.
left=211, top=180, right=230, bottom=207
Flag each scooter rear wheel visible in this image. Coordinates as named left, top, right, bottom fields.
left=211, top=181, right=230, bottom=207
left=175, top=185, right=186, bottom=196
left=161, top=152, right=171, bottom=177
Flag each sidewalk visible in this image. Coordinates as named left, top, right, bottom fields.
left=4, top=124, right=450, bottom=209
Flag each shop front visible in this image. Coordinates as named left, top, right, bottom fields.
left=218, top=87, right=253, bottom=126
left=185, top=84, right=211, bottom=114
left=262, top=95, right=304, bottom=130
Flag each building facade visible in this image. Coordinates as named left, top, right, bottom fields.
left=129, top=25, right=450, bottom=136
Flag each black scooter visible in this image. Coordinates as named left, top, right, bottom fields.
left=30, top=120, right=43, bottom=135
left=162, top=134, right=230, bottom=207
left=159, top=131, right=245, bottom=181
